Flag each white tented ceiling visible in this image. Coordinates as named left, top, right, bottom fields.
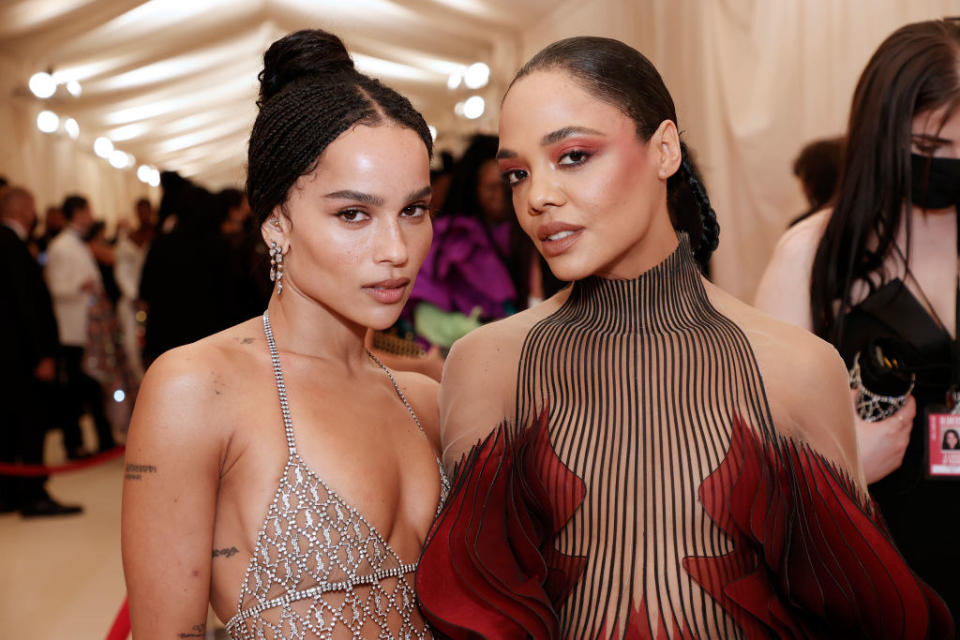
left=0, top=0, right=557, bottom=188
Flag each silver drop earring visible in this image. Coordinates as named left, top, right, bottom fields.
left=269, top=241, right=284, bottom=295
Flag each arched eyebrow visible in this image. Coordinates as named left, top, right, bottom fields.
left=497, top=125, right=606, bottom=159
left=324, top=186, right=431, bottom=206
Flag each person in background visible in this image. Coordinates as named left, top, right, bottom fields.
left=30, top=205, right=66, bottom=262
left=788, top=136, right=844, bottom=227
left=405, top=134, right=561, bottom=351
left=755, top=19, right=960, bottom=618
left=86, top=221, right=120, bottom=305
left=45, top=194, right=117, bottom=457
left=218, top=187, right=268, bottom=323
left=0, top=186, right=82, bottom=516
left=114, top=198, right=154, bottom=380
left=139, top=182, right=235, bottom=365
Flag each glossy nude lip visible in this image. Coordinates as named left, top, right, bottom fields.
left=362, top=277, right=410, bottom=304
left=537, top=221, right=584, bottom=258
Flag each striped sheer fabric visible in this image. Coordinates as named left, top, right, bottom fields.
left=417, top=235, right=953, bottom=639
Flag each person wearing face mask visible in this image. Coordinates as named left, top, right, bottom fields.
left=415, top=36, right=953, bottom=639
left=755, top=20, right=960, bottom=619
left=121, top=30, right=448, bottom=640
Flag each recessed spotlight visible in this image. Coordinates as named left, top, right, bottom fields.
left=37, top=110, right=59, bottom=133
left=463, top=95, right=485, bottom=120
left=94, top=136, right=114, bottom=158
left=109, top=149, right=129, bottom=169
left=64, top=118, right=79, bottom=139
left=464, top=63, right=490, bottom=89
left=66, top=79, right=82, bottom=96
left=29, top=72, right=56, bottom=98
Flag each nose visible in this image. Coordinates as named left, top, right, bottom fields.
left=373, top=218, right=408, bottom=266
left=526, top=170, right=565, bottom=215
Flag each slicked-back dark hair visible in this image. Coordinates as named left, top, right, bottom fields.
left=811, top=20, right=960, bottom=340
left=247, top=29, right=433, bottom=230
left=62, top=195, right=89, bottom=221
left=510, top=36, right=719, bottom=267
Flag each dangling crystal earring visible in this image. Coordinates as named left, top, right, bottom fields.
left=269, top=241, right=284, bottom=295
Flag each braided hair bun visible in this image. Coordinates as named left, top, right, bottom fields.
left=247, top=29, right=432, bottom=230
left=258, top=30, right=355, bottom=105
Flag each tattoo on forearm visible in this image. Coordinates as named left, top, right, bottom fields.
left=124, top=463, right=157, bottom=480
left=178, top=623, right=205, bottom=638
left=212, top=546, right=240, bottom=559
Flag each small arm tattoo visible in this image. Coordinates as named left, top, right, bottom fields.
left=178, top=623, right=205, bottom=638
left=212, top=546, right=240, bottom=559
left=125, top=463, right=157, bottom=480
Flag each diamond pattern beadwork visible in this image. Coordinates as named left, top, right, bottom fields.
left=224, top=312, right=448, bottom=639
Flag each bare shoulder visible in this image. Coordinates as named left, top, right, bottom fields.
left=445, top=286, right=571, bottom=384
left=390, top=369, right=441, bottom=451
left=439, top=287, right=571, bottom=467
left=707, top=282, right=862, bottom=481
left=133, top=318, right=265, bottom=444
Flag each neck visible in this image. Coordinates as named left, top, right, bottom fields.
left=594, top=207, right=680, bottom=279
left=566, top=233, right=709, bottom=332
left=264, top=282, right=370, bottom=371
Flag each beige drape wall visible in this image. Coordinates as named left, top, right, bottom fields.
left=519, top=0, right=960, bottom=300
left=0, top=53, right=158, bottom=229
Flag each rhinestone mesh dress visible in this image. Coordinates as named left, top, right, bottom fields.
left=416, top=236, right=953, bottom=639
left=225, top=312, right=449, bottom=640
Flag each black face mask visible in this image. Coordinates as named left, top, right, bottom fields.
left=910, top=153, right=960, bottom=209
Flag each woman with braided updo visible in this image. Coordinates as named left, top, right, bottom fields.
left=416, top=37, right=953, bottom=639
left=122, top=30, right=447, bottom=639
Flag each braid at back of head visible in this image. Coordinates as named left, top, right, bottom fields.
left=665, top=141, right=719, bottom=269
left=246, top=29, right=432, bottom=230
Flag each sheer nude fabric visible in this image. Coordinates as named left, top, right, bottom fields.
left=422, top=236, right=951, bottom=639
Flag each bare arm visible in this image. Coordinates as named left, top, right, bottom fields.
left=121, top=349, right=222, bottom=639
left=439, top=325, right=519, bottom=470
left=753, top=213, right=828, bottom=332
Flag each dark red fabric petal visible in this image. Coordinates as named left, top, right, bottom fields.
left=416, top=413, right=586, bottom=640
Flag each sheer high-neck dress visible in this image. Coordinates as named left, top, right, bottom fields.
left=416, top=236, right=953, bottom=639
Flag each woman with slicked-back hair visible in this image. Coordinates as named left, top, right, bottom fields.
left=416, top=36, right=953, bottom=639
left=757, top=19, right=960, bottom=621
left=122, top=29, right=447, bottom=639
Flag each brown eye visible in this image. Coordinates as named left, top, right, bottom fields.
left=336, top=209, right=369, bottom=223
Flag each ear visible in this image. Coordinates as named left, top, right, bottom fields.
left=653, top=120, right=682, bottom=181
left=260, top=206, right=291, bottom=252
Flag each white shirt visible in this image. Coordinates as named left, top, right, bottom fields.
left=45, top=228, right=102, bottom=346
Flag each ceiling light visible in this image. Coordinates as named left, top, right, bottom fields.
left=94, top=136, right=114, bottom=158
left=148, top=169, right=161, bottom=187
left=137, top=165, right=152, bottom=183
left=64, top=118, right=79, bottom=139
left=66, top=79, right=82, bottom=96
left=447, top=70, right=463, bottom=90
left=453, top=101, right=465, bottom=116
left=109, top=149, right=129, bottom=169
left=463, top=62, right=490, bottom=89
left=29, top=72, right=56, bottom=99
left=462, top=95, right=485, bottom=120
left=37, top=111, right=59, bottom=133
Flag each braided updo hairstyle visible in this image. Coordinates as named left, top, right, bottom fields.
left=247, top=29, right=433, bottom=229
left=510, top=36, right=719, bottom=266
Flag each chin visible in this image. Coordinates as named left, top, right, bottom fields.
left=542, top=252, right=599, bottom=283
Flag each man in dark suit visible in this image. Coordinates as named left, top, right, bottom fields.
left=0, top=186, right=82, bottom=516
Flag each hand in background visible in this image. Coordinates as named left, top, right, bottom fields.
left=854, top=392, right=915, bottom=484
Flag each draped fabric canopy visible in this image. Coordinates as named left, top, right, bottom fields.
left=0, top=0, right=553, bottom=191
left=1, top=0, right=958, bottom=297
